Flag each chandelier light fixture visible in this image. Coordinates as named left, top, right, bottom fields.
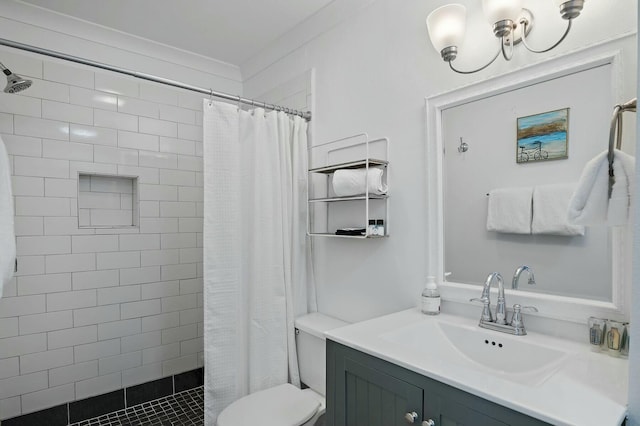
left=426, top=0, right=586, bottom=74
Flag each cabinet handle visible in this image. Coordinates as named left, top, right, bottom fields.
left=422, top=420, right=436, bottom=426
left=404, top=411, right=418, bottom=423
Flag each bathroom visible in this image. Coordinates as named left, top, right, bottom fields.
left=0, top=0, right=637, bottom=425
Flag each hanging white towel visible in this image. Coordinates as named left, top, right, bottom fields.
left=532, top=184, right=585, bottom=236
left=332, top=167, right=387, bottom=197
left=0, top=136, right=15, bottom=299
left=607, top=150, right=635, bottom=225
left=567, top=149, right=635, bottom=226
left=486, top=187, right=533, bottom=234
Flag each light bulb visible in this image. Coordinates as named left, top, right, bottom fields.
left=482, top=0, right=524, bottom=25
left=426, top=4, right=467, bottom=53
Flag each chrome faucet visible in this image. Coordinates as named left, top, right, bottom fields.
left=485, top=272, right=507, bottom=325
left=512, top=265, right=536, bottom=290
left=471, top=272, right=538, bottom=336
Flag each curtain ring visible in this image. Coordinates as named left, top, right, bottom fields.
left=236, top=95, right=242, bottom=111
left=208, top=89, right=213, bottom=106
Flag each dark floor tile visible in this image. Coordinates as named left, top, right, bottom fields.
left=174, top=367, right=204, bottom=392
left=69, top=389, right=125, bottom=423
left=2, top=404, right=68, bottom=426
left=126, top=376, right=173, bottom=406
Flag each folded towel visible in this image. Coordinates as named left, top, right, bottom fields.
left=486, top=187, right=533, bottom=234
left=0, top=136, right=15, bottom=299
left=532, top=184, right=585, bottom=236
left=332, top=167, right=387, bottom=197
left=567, top=149, right=635, bottom=226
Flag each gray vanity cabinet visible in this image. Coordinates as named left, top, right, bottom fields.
left=326, top=340, right=550, bottom=426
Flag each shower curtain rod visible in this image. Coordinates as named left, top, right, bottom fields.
left=0, top=38, right=312, bottom=121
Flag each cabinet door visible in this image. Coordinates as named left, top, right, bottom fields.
left=424, top=394, right=508, bottom=426
left=344, top=359, right=423, bottom=426
left=423, top=382, right=549, bottom=426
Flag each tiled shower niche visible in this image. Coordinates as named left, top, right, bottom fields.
left=78, top=174, right=139, bottom=228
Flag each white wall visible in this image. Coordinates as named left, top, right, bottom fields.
left=243, top=0, right=638, bottom=324
left=0, top=1, right=242, bottom=419
left=629, top=6, right=640, bottom=424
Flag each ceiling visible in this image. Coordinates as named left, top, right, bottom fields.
left=19, top=0, right=334, bottom=65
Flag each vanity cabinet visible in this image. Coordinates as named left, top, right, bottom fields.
left=326, top=340, right=550, bottom=426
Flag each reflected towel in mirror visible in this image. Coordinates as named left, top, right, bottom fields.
left=532, top=184, right=585, bottom=236
left=332, top=167, right=387, bottom=197
left=567, top=149, right=635, bottom=226
left=486, top=187, right=533, bottom=234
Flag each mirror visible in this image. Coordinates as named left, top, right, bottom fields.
left=426, top=42, right=635, bottom=321
left=443, top=63, right=617, bottom=301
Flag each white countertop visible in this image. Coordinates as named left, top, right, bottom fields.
left=325, top=308, right=628, bottom=426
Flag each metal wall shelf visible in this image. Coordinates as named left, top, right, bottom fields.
left=307, top=133, right=389, bottom=238
left=309, top=194, right=389, bottom=203
left=309, top=158, right=388, bottom=174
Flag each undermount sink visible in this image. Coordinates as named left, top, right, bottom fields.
left=380, top=316, right=572, bottom=386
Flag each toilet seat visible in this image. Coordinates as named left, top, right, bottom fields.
left=217, top=383, right=320, bottom=426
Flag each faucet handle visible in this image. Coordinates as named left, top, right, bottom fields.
left=470, top=298, right=493, bottom=323
left=510, top=304, right=538, bottom=332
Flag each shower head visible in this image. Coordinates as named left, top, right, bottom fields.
left=0, top=62, right=32, bottom=93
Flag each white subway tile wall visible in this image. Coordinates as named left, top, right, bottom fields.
left=0, top=53, right=203, bottom=419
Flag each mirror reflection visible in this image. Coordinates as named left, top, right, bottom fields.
left=442, top=62, right=635, bottom=302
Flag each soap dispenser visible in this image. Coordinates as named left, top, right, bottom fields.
left=421, top=276, right=441, bottom=315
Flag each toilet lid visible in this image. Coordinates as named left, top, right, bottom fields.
left=217, top=383, right=320, bottom=426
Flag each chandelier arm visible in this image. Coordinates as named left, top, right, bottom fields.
left=448, top=46, right=501, bottom=75
left=501, top=34, right=514, bottom=61
left=520, top=19, right=572, bottom=54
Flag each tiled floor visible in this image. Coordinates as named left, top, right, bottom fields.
left=70, top=386, right=204, bottom=426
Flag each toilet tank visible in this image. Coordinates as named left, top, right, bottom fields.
left=295, top=313, right=348, bottom=396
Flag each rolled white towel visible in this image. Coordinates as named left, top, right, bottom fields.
left=486, top=187, right=533, bottom=234
left=332, top=167, right=387, bottom=197
left=0, top=136, right=15, bottom=299
left=532, top=184, right=585, bottom=236
left=567, top=149, right=635, bottom=226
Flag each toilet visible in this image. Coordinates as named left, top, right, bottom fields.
left=217, top=312, right=348, bottom=426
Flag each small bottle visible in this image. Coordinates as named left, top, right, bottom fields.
left=421, top=276, right=441, bottom=315
left=367, top=219, right=376, bottom=236
left=375, top=219, right=384, bottom=236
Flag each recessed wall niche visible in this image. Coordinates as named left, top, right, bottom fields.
left=78, top=173, right=139, bottom=228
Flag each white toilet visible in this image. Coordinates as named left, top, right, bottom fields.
left=217, top=313, right=348, bottom=426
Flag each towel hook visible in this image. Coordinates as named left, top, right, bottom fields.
left=458, top=137, right=469, bottom=153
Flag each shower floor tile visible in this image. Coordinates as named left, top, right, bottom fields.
left=70, top=386, right=203, bottom=426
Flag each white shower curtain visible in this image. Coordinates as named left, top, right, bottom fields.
left=202, top=100, right=311, bottom=424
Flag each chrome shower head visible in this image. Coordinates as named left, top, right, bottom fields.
left=0, top=62, right=32, bottom=93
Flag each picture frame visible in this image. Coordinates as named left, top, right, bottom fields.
left=516, top=108, right=569, bottom=163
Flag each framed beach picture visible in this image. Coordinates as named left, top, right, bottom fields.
left=516, top=108, right=569, bottom=163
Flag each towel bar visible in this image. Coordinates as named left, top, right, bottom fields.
left=607, top=98, right=636, bottom=198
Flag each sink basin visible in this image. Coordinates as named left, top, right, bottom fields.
left=380, top=316, right=571, bottom=386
